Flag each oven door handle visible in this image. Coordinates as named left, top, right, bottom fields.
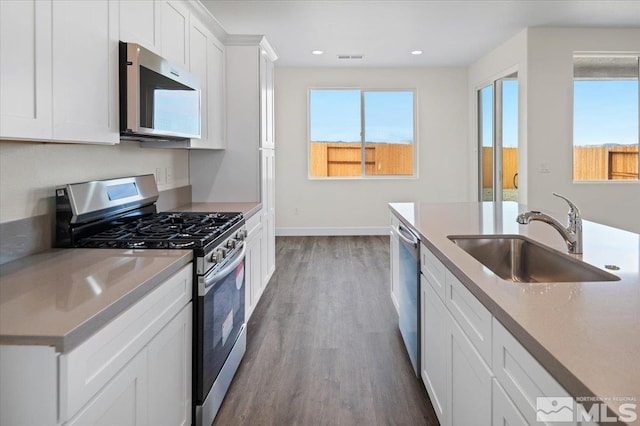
left=201, top=244, right=246, bottom=295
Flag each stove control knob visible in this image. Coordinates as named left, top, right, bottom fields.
left=211, top=249, right=226, bottom=263
left=235, top=230, right=247, bottom=241
left=227, top=239, right=237, bottom=249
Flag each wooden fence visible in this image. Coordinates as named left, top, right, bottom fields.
left=311, top=143, right=638, bottom=181
left=310, top=142, right=413, bottom=177
left=573, top=145, right=639, bottom=180
left=481, top=145, right=638, bottom=187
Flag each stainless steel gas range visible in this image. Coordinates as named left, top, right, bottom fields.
left=55, top=174, right=247, bottom=426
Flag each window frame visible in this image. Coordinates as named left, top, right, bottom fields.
left=307, top=87, right=418, bottom=180
left=572, top=53, right=640, bottom=183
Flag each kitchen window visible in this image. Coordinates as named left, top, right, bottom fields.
left=308, top=89, right=416, bottom=178
left=573, top=55, right=639, bottom=181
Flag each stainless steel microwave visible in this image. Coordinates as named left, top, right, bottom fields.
left=119, top=42, right=201, bottom=142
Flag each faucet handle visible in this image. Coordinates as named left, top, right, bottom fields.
left=552, top=193, right=581, bottom=219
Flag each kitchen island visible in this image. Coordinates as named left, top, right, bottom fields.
left=390, top=201, right=639, bottom=423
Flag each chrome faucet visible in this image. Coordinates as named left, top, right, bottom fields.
left=516, top=193, right=583, bottom=254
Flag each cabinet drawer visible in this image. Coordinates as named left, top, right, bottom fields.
left=445, top=271, right=492, bottom=366
left=492, top=318, right=574, bottom=426
left=59, top=264, right=192, bottom=421
left=493, top=378, right=529, bottom=425
left=420, top=243, right=445, bottom=302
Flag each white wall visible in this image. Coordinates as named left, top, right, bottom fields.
left=0, top=141, right=189, bottom=223
left=275, top=67, right=469, bottom=234
left=526, top=28, right=640, bottom=233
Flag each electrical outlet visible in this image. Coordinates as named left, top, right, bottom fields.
left=155, top=168, right=166, bottom=185
left=165, top=167, right=173, bottom=184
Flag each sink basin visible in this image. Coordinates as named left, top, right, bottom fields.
left=447, top=234, right=619, bottom=283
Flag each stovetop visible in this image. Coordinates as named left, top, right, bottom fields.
left=77, top=212, right=243, bottom=250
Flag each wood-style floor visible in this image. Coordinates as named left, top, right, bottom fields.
left=213, top=236, right=439, bottom=425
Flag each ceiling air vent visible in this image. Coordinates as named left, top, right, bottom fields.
left=337, top=54, right=364, bottom=60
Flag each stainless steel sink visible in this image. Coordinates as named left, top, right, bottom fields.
left=447, top=234, right=619, bottom=283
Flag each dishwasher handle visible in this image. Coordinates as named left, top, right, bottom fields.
left=396, top=224, right=418, bottom=248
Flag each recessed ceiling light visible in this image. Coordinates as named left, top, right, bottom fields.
left=411, top=50, right=423, bottom=55
left=312, top=50, right=324, bottom=55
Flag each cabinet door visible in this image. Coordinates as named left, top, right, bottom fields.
left=119, top=0, right=161, bottom=54
left=259, top=52, right=275, bottom=149
left=0, top=0, right=52, bottom=140
left=208, top=37, right=226, bottom=149
left=66, top=349, right=148, bottom=426
left=448, top=312, right=493, bottom=426
left=51, top=0, right=119, bottom=144
left=148, top=304, right=192, bottom=426
left=188, top=17, right=209, bottom=149
left=421, top=275, right=447, bottom=425
left=261, top=149, right=276, bottom=285
left=493, top=378, right=530, bottom=425
left=188, top=16, right=225, bottom=150
left=245, top=213, right=263, bottom=321
left=160, top=0, right=189, bottom=69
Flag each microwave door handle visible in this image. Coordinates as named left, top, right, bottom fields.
left=201, top=244, right=246, bottom=295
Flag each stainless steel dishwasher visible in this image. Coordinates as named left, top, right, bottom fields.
left=396, top=223, right=420, bottom=376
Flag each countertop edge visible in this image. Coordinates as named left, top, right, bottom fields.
left=389, top=203, right=610, bottom=416
left=0, top=251, right=193, bottom=353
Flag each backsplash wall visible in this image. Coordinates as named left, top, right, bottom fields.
left=0, top=141, right=189, bottom=223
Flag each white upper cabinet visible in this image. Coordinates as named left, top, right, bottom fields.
left=52, top=0, right=119, bottom=144
left=208, top=37, right=226, bottom=149
left=1, top=0, right=119, bottom=144
left=160, top=0, right=189, bottom=69
left=119, top=0, right=161, bottom=54
left=187, top=15, right=226, bottom=149
left=259, top=49, right=275, bottom=149
left=0, top=0, right=52, bottom=141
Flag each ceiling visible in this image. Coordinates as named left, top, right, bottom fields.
left=201, top=0, right=640, bottom=68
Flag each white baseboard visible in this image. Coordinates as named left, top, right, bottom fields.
left=275, top=227, right=388, bottom=236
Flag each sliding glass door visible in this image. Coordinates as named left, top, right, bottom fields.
left=478, top=73, right=519, bottom=202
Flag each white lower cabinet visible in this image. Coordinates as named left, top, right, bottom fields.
left=418, top=242, right=578, bottom=426
left=420, top=275, right=447, bottom=423
left=245, top=211, right=264, bottom=321
left=0, top=264, right=192, bottom=426
left=65, top=349, right=148, bottom=426
left=147, top=304, right=192, bottom=426
left=448, top=314, right=493, bottom=426
left=493, top=378, right=530, bottom=425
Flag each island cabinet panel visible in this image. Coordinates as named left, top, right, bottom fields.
left=420, top=243, right=446, bottom=302
left=420, top=275, right=447, bottom=424
left=493, top=318, right=576, bottom=426
left=448, top=315, right=493, bottom=426
left=493, top=378, right=530, bottom=425
left=414, top=238, right=577, bottom=426
left=445, top=270, right=492, bottom=366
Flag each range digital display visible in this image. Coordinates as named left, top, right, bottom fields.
left=107, top=182, right=138, bottom=201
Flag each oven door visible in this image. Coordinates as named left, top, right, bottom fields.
left=195, top=244, right=246, bottom=404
